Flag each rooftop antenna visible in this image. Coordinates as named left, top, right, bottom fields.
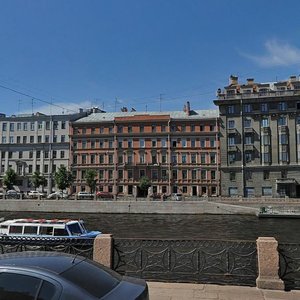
left=18, top=99, right=21, bottom=114
left=115, top=97, right=118, bottom=112
left=159, top=93, right=164, bottom=112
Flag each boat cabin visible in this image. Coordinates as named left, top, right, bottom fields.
left=0, top=218, right=100, bottom=238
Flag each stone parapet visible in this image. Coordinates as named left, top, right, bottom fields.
left=256, top=237, right=284, bottom=290
left=93, top=234, right=113, bottom=268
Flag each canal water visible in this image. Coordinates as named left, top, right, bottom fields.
left=1, top=211, right=299, bottom=243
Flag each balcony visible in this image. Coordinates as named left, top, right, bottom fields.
left=244, top=127, right=254, bottom=133
left=244, top=144, right=254, bottom=151
left=227, top=128, right=238, bottom=134
left=228, top=145, right=238, bottom=152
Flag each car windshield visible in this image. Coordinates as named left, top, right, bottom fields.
left=67, top=223, right=83, bottom=236
left=60, top=259, right=120, bottom=298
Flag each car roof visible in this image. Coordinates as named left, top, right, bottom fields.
left=0, top=251, right=86, bottom=274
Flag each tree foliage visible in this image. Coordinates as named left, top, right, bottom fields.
left=3, top=168, right=17, bottom=190
left=54, top=166, right=73, bottom=192
left=31, top=171, right=47, bottom=190
left=85, top=169, right=97, bottom=193
left=138, top=176, right=151, bottom=192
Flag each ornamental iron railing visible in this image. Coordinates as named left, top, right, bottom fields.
left=0, top=236, right=94, bottom=259
left=113, top=238, right=257, bottom=286
left=279, top=243, right=300, bottom=290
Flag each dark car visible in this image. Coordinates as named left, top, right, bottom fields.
left=96, top=191, right=113, bottom=199
left=0, top=251, right=149, bottom=300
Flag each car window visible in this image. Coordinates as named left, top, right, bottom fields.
left=60, top=259, right=120, bottom=298
left=37, top=280, right=57, bottom=300
left=0, top=272, right=41, bottom=300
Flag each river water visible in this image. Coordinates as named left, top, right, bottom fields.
left=1, top=211, right=299, bottom=243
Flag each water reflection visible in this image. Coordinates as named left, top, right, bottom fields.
left=1, top=211, right=299, bottom=242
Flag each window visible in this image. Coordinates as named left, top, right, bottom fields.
left=262, top=135, right=270, bottom=145
left=182, top=139, right=187, bottom=147
left=245, top=152, right=252, bottom=162
left=262, top=187, right=272, bottom=196
left=17, top=136, right=20, bottom=143
left=152, top=140, right=157, bottom=147
left=191, top=125, right=195, bottom=132
left=245, top=187, right=255, bottom=197
left=243, top=104, right=252, bottom=113
left=244, top=119, right=251, bottom=128
left=140, top=126, right=144, bottom=133
left=279, top=134, right=288, bottom=145
left=151, top=125, right=156, bottom=132
left=60, top=151, right=65, bottom=159
left=182, top=170, right=187, bottom=180
left=128, top=169, right=133, bottom=179
left=228, top=105, right=235, bottom=114
left=191, top=139, right=196, bottom=148
left=261, top=118, right=269, bottom=127
left=191, top=153, right=196, bottom=163
left=261, top=103, right=268, bottom=112
left=108, top=154, right=113, bottom=164
left=245, top=134, right=252, bottom=145
left=211, top=170, right=216, bottom=180
left=128, top=126, right=132, bottom=133
left=228, top=136, right=235, bottom=145
left=53, top=151, right=57, bottom=159
left=161, top=125, right=166, bottom=132
left=18, top=151, right=23, bottom=159
left=117, top=125, right=123, bottom=133
left=23, top=122, right=28, bottom=131
left=279, top=102, right=287, bottom=111
left=182, top=153, right=187, bottom=164
left=152, top=169, right=158, bottom=180
left=45, top=135, right=49, bottom=143
left=38, top=136, right=42, bottom=143
left=53, top=135, right=57, bottom=143
left=128, top=139, right=133, bottom=148
left=139, top=139, right=145, bottom=148
left=278, top=116, right=287, bottom=126
left=9, top=136, right=13, bottom=143
left=61, top=135, right=66, bottom=143
left=17, top=122, right=21, bottom=130
left=0, top=273, right=53, bottom=300
left=1, top=137, right=6, bottom=144
left=228, top=152, right=236, bottom=163
left=36, top=150, right=41, bottom=159
left=29, top=151, right=33, bottom=159
left=99, top=170, right=104, bottom=179
left=201, top=153, right=206, bottom=164
left=30, top=122, right=35, bottom=131
left=201, top=170, right=206, bottom=180
left=46, top=121, right=50, bottom=130
left=228, top=120, right=235, bottom=128
left=263, top=171, right=270, bottom=180
left=53, top=121, right=58, bottom=130
left=2, top=123, right=7, bottom=131
left=61, top=121, right=66, bottom=129
left=9, top=123, right=14, bottom=131
left=230, top=172, right=236, bottom=181
left=38, top=121, right=43, bottom=130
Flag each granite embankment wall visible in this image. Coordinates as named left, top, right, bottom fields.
left=0, top=199, right=259, bottom=215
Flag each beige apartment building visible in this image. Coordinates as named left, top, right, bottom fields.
left=0, top=110, right=88, bottom=194
left=214, top=75, right=300, bottom=198
left=70, top=102, right=220, bottom=198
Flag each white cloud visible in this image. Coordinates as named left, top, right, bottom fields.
left=19, top=101, right=94, bottom=115
left=242, top=39, right=300, bottom=67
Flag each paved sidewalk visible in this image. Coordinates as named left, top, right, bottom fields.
left=148, top=282, right=300, bottom=300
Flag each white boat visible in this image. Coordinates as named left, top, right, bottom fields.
left=0, top=218, right=101, bottom=238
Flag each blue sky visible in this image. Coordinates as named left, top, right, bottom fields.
left=1, top=0, right=300, bottom=115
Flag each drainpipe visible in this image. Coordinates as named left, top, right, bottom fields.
left=168, top=119, right=171, bottom=194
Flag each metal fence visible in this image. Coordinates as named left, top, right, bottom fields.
left=0, top=236, right=94, bottom=259
left=113, top=238, right=258, bottom=286
left=278, top=243, right=300, bottom=291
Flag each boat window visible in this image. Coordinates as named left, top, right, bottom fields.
left=53, top=228, right=68, bottom=236
left=39, top=226, right=54, bottom=236
left=24, top=226, right=38, bottom=235
left=9, top=226, right=23, bottom=234
left=67, top=223, right=83, bottom=236
left=0, top=225, right=8, bottom=229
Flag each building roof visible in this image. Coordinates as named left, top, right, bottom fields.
left=74, top=109, right=219, bottom=123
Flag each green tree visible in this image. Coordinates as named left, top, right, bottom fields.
left=31, top=171, right=47, bottom=191
left=138, top=176, right=151, bottom=197
left=3, top=168, right=17, bottom=190
left=54, top=165, right=73, bottom=192
left=85, top=169, right=97, bottom=193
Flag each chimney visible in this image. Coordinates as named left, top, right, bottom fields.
left=229, top=75, right=238, bottom=85
left=247, top=78, right=254, bottom=85
left=186, top=101, right=191, bottom=116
